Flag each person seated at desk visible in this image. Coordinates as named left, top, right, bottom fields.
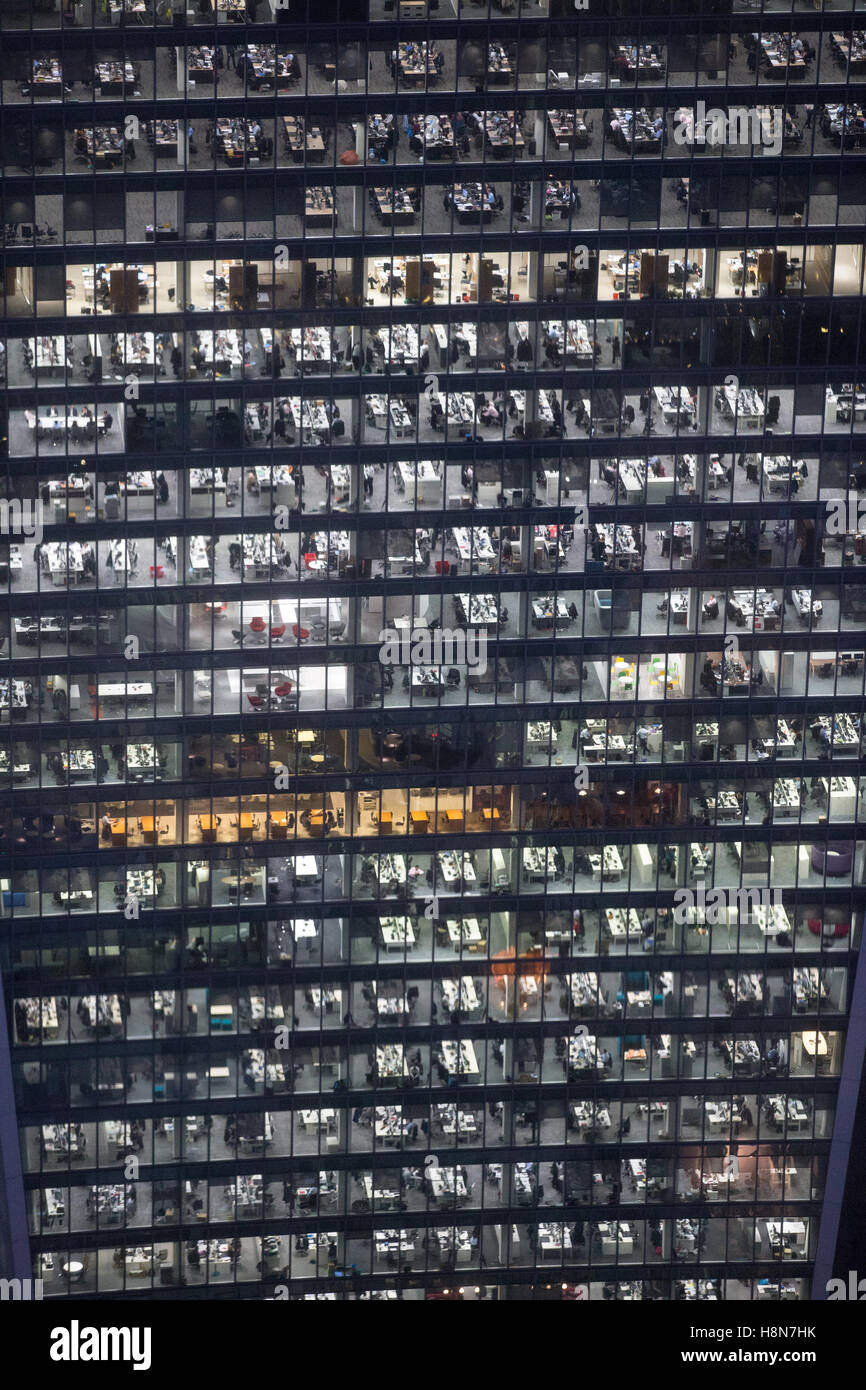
left=700, top=658, right=718, bottom=695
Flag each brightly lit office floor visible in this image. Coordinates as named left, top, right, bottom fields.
left=187, top=599, right=343, bottom=652
left=61, top=262, right=177, bottom=314
left=346, top=910, right=512, bottom=968
left=5, top=332, right=99, bottom=388
left=354, top=788, right=515, bottom=837
left=370, top=588, right=524, bottom=640
left=712, top=464, right=819, bottom=505
left=199, top=666, right=347, bottom=716
left=693, top=593, right=840, bottom=641
left=362, top=252, right=529, bottom=307
left=95, top=804, right=177, bottom=849
left=1, top=62, right=152, bottom=106
left=7, top=406, right=126, bottom=461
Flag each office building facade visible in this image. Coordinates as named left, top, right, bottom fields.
left=0, top=0, right=865, bottom=1303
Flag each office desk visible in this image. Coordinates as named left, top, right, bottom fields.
left=214, top=118, right=262, bottom=165
left=809, top=651, right=865, bottom=676
left=771, top=777, right=801, bottom=817
left=440, top=978, right=480, bottom=1015
left=571, top=1101, right=610, bottom=1131
left=376, top=1043, right=410, bottom=1082
left=379, top=916, right=416, bottom=951
left=106, top=818, right=128, bottom=847
left=436, top=850, right=476, bottom=886
left=597, top=1221, right=633, bottom=1256
left=567, top=1034, right=604, bottom=1074
left=77, top=126, right=123, bottom=166
left=188, top=57, right=216, bottom=87
left=94, top=62, right=137, bottom=97
left=454, top=593, right=499, bottom=629
left=444, top=918, right=486, bottom=951
left=486, top=45, right=515, bottom=85
left=97, top=682, right=153, bottom=707
left=372, top=188, right=418, bottom=226
left=282, top=116, right=325, bottom=163
left=440, top=1039, right=480, bottom=1078
left=721, top=384, right=765, bottom=427
left=567, top=973, right=599, bottom=1011
left=375, top=1106, right=411, bottom=1145
left=395, top=44, right=439, bottom=86
left=373, top=985, right=408, bottom=1018
left=300, top=1108, right=336, bottom=1133
left=480, top=110, right=525, bottom=157
left=548, top=110, right=589, bottom=150
left=32, top=62, right=63, bottom=100
left=605, top=907, right=642, bottom=939
left=768, top=1095, right=809, bottom=1131
left=81, top=994, right=123, bottom=1031
left=374, top=1230, right=415, bottom=1260
left=17, top=997, right=60, bottom=1040
left=588, top=847, right=624, bottom=881
left=427, top=1166, right=469, bottom=1205
left=448, top=185, right=496, bottom=225
left=801, top=1030, right=827, bottom=1058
